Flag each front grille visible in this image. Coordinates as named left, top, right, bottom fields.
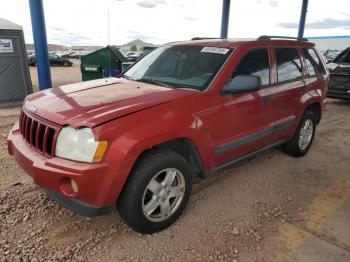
left=19, top=110, right=60, bottom=157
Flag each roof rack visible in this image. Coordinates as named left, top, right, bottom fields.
left=258, top=35, right=308, bottom=41
left=191, top=37, right=220, bottom=41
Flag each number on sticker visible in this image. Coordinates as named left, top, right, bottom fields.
left=201, top=47, right=229, bottom=55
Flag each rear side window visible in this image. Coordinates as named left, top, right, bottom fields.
left=232, top=48, right=270, bottom=86
left=275, top=48, right=303, bottom=82
left=303, top=48, right=325, bottom=75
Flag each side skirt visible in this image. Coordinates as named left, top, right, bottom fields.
left=202, top=139, right=287, bottom=177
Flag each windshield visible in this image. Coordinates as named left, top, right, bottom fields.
left=124, top=45, right=233, bottom=91
left=333, top=49, right=350, bottom=64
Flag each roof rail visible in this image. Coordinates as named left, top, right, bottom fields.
left=258, top=35, right=308, bottom=41
left=191, top=37, right=220, bottom=41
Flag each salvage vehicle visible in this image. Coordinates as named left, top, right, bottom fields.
left=28, top=53, right=73, bottom=67
left=327, top=47, right=350, bottom=100
left=8, top=36, right=329, bottom=234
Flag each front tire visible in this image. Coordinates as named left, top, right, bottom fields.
left=283, top=110, right=316, bottom=157
left=117, top=149, right=193, bottom=234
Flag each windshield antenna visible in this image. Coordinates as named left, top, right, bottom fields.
left=107, top=8, right=111, bottom=77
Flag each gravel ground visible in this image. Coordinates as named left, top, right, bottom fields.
left=29, top=59, right=82, bottom=92
left=0, top=97, right=349, bottom=261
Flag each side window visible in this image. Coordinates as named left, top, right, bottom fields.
left=303, top=49, right=316, bottom=75
left=275, top=48, right=303, bottom=82
left=303, top=48, right=325, bottom=74
left=232, top=48, right=270, bottom=86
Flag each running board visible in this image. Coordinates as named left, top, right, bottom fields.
left=202, top=139, right=286, bottom=177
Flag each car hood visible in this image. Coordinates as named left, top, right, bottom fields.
left=24, top=78, right=194, bottom=128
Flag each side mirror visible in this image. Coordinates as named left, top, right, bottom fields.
left=222, top=75, right=261, bottom=94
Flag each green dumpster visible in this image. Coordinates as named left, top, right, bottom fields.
left=80, top=45, right=126, bottom=81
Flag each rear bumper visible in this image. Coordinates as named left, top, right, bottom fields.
left=8, top=122, right=134, bottom=215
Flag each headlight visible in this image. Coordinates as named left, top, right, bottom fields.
left=55, top=126, right=108, bottom=163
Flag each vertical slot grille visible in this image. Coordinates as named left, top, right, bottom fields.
left=19, top=110, right=58, bottom=157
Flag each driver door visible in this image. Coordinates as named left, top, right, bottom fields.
left=210, top=48, right=277, bottom=167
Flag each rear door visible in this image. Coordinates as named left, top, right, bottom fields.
left=271, top=47, right=305, bottom=139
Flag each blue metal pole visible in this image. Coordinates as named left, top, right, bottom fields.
left=298, top=0, right=309, bottom=40
left=220, top=0, right=231, bottom=39
left=29, top=0, right=52, bottom=90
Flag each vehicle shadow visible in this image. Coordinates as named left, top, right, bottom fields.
left=327, top=98, right=350, bottom=107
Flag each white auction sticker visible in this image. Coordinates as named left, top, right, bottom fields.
left=0, top=39, right=13, bottom=53
left=201, top=46, right=229, bottom=55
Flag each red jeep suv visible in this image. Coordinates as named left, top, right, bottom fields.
left=8, top=36, right=329, bottom=233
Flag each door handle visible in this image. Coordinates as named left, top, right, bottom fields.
left=261, top=95, right=275, bottom=103
left=299, top=85, right=309, bottom=93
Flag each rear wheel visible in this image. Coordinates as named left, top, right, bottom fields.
left=283, top=110, right=316, bottom=157
left=117, top=149, right=193, bottom=234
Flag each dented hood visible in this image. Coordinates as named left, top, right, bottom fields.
left=24, top=78, right=193, bottom=128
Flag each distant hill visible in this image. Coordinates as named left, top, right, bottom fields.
left=26, top=44, right=104, bottom=52
left=123, top=39, right=155, bottom=47
left=25, top=39, right=156, bottom=52
left=120, top=39, right=156, bottom=51
left=71, top=45, right=104, bottom=51
left=26, top=43, right=68, bottom=51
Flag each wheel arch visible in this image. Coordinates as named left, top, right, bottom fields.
left=133, top=137, right=205, bottom=178
left=113, top=137, right=204, bottom=206
left=305, top=102, right=321, bottom=124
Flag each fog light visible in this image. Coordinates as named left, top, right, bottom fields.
left=70, top=179, right=78, bottom=193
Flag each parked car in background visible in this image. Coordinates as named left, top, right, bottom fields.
left=69, top=51, right=85, bottom=59
left=28, top=53, right=73, bottom=67
left=27, top=52, right=35, bottom=63
left=61, top=51, right=75, bottom=58
left=125, top=51, right=142, bottom=62
left=143, top=46, right=157, bottom=56
left=26, top=50, right=34, bottom=57
left=9, top=36, right=328, bottom=234
left=323, top=49, right=342, bottom=63
left=327, top=47, right=350, bottom=100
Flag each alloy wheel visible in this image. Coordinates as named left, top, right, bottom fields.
left=142, top=168, right=185, bottom=222
left=298, top=118, right=314, bottom=151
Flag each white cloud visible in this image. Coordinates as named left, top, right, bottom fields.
left=137, top=0, right=166, bottom=8
left=0, top=0, right=348, bottom=46
left=137, top=0, right=157, bottom=8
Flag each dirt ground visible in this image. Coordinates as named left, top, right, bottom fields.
left=29, top=59, right=82, bottom=91
left=0, top=65, right=350, bottom=261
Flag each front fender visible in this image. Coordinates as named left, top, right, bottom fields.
left=92, top=109, right=213, bottom=203
left=93, top=97, right=215, bottom=169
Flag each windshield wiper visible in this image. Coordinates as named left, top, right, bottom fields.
left=136, top=78, right=173, bottom=88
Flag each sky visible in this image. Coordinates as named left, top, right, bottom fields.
left=0, top=0, right=349, bottom=46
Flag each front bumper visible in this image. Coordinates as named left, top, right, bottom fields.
left=7, top=122, right=133, bottom=216
left=44, top=189, right=112, bottom=217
